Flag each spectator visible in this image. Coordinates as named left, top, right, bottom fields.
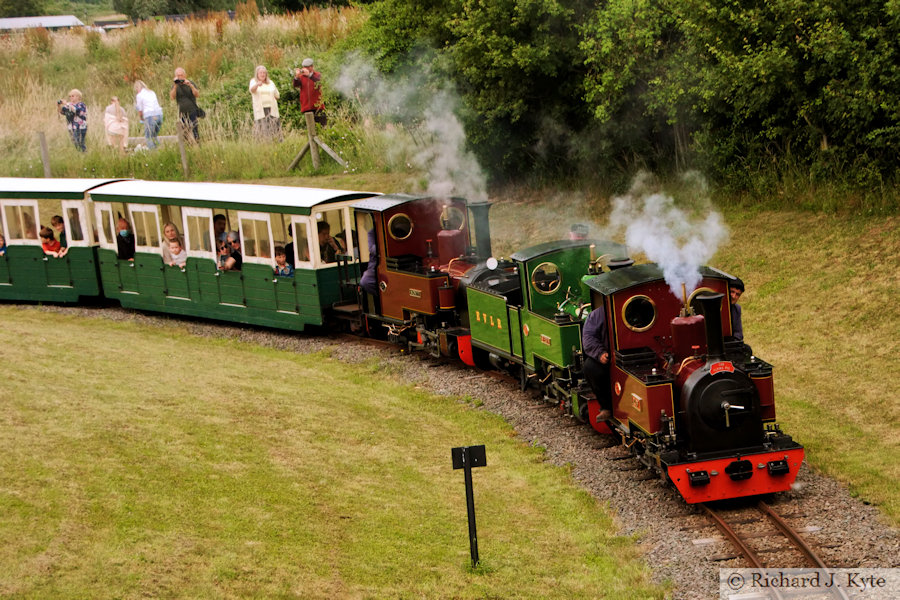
left=293, top=58, right=327, bottom=128
left=317, top=221, right=343, bottom=263
left=57, top=89, right=87, bottom=152
left=116, top=217, right=136, bottom=261
left=160, top=222, right=185, bottom=265
left=167, top=239, right=187, bottom=267
left=582, top=306, right=612, bottom=422
left=39, top=226, right=62, bottom=257
left=223, top=231, right=242, bottom=271
left=249, top=65, right=281, bottom=140
left=104, top=97, right=129, bottom=154
left=273, top=245, right=294, bottom=278
left=170, top=67, right=201, bottom=142
left=133, top=80, right=163, bottom=150
left=50, top=215, right=69, bottom=257
left=729, top=277, right=745, bottom=342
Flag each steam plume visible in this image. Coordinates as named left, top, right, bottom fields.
left=608, top=172, right=729, bottom=298
left=334, top=53, right=487, bottom=203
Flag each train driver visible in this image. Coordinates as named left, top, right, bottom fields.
left=582, top=306, right=613, bottom=422
left=729, top=277, right=744, bottom=342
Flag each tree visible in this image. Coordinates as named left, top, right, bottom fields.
left=0, top=0, right=45, bottom=18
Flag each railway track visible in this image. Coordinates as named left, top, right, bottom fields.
left=702, top=501, right=850, bottom=599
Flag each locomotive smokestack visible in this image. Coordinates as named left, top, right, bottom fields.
left=695, top=292, right=726, bottom=360
left=468, top=201, right=492, bottom=259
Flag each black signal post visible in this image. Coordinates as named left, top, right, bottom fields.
left=451, top=444, right=486, bottom=568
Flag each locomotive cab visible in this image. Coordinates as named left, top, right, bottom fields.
left=351, top=194, right=494, bottom=353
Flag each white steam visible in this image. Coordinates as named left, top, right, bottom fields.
left=334, top=53, right=487, bottom=203
left=609, top=172, right=729, bottom=298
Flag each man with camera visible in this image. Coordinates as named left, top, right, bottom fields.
left=169, top=67, right=201, bottom=142
left=292, top=58, right=327, bottom=128
left=57, top=89, right=87, bottom=152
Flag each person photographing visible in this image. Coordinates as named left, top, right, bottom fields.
left=170, top=67, right=201, bottom=142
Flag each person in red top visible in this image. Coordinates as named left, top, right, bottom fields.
left=39, top=226, right=62, bottom=257
left=293, top=58, right=327, bottom=128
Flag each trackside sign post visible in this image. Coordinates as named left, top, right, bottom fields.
left=451, top=444, right=486, bottom=568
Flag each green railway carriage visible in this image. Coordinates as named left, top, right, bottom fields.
left=87, top=180, right=378, bottom=331
left=467, top=239, right=626, bottom=381
left=0, top=178, right=124, bottom=302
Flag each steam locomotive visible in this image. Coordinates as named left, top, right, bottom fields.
left=0, top=177, right=803, bottom=503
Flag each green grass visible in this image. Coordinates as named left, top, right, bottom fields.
left=0, top=306, right=663, bottom=599
left=715, top=211, right=900, bottom=521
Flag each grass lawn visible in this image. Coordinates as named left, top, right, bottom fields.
left=0, top=306, right=663, bottom=599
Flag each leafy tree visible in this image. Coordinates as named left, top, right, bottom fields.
left=0, top=0, right=44, bottom=18
left=360, top=0, right=594, bottom=176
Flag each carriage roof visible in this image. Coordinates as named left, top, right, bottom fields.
left=0, top=177, right=126, bottom=199
left=87, top=180, right=379, bottom=215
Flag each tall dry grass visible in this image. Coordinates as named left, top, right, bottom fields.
left=0, top=8, right=375, bottom=179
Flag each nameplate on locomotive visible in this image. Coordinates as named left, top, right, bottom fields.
left=409, top=288, right=422, bottom=298
left=710, top=361, right=735, bottom=375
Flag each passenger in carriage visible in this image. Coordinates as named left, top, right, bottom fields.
left=0, top=233, right=6, bottom=256
left=166, top=239, right=187, bottom=267
left=285, top=224, right=295, bottom=267
left=116, top=217, right=136, bottom=261
left=273, top=245, right=294, bottom=278
left=223, top=231, right=242, bottom=271
left=161, top=222, right=185, bottom=265
left=216, top=238, right=229, bottom=270
left=39, top=227, right=62, bottom=258
left=213, top=214, right=227, bottom=244
left=317, top=221, right=343, bottom=263
left=51, top=215, right=69, bottom=257
left=582, top=305, right=613, bottom=422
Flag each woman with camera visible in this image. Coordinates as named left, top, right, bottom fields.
left=57, top=89, right=87, bottom=152
left=169, top=67, right=201, bottom=143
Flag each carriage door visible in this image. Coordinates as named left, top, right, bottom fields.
left=129, top=204, right=162, bottom=297
left=183, top=207, right=216, bottom=303
left=235, top=212, right=275, bottom=310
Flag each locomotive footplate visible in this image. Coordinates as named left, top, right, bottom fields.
left=665, top=447, right=805, bottom=504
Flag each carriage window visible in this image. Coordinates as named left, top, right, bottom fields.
left=130, top=207, right=160, bottom=248
left=315, top=208, right=349, bottom=263
left=440, top=205, right=465, bottom=230
left=292, top=221, right=311, bottom=264
left=186, top=214, right=212, bottom=252
left=242, top=217, right=272, bottom=259
left=622, top=295, right=656, bottom=332
left=100, top=208, right=115, bottom=245
left=65, top=207, right=85, bottom=242
left=387, top=213, right=413, bottom=241
left=4, top=204, right=39, bottom=240
left=688, top=287, right=717, bottom=315
left=531, top=262, right=561, bottom=295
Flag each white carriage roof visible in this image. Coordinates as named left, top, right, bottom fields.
left=88, top=180, right=380, bottom=214
left=0, top=177, right=126, bottom=199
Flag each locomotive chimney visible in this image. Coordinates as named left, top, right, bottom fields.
left=467, top=201, right=493, bottom=260
left=695, top=292, right=726, bottom=360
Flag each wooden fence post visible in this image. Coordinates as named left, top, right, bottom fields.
left=305, top=112, right=321, bottom=170
left=177, top=121, right=190, bottom=178
left=37, top=132, right=51, bottom=178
